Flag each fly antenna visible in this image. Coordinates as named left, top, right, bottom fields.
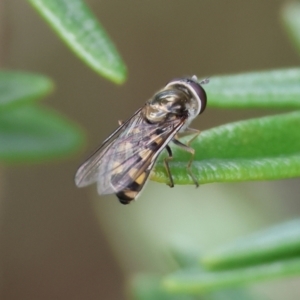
left=200, top=77, right=210, bottom=85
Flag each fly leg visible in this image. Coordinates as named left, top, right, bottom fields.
left=173, top=128, right=201, bottom=187
left=164, top=145, right=174, bottom=187
left=177, top=128, right=200, bottom=145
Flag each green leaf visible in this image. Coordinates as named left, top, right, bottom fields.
left=163, top=258, right=300, bottom=294
left=282, top=2, right=300, bottom=56
left=166, top=243, right=265, bottom=299
left=0, top=105, right=84, bottom=163
left=0, top=71, right=53, bottom=110
left=202, top=219, right=300, bottom=270
left=131, top=274, right=256, bottom=300
left=130, top=274, right=193, bottom=300
left=204, top=68, right=300, bottom=108
left=28, top=0, right=127, bottom=84
left=151, top=111, right=300, bottom=185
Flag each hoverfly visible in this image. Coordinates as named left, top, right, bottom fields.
left=75, top=76, right=208, bottom=204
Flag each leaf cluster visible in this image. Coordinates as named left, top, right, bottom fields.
left=9, top=1, right=300, bottom=299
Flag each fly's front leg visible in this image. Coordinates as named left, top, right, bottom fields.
left=173, top=128, right=201, bottom=187
left=177, top=128, right=200, bottom=146
left=164, top=145, right=174, bottom=188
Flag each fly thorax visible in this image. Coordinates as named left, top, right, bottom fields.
left=144, top=89, right=189, bottom=123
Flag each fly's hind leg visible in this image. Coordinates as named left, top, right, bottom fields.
left=173, top=128, right=201, bottom=187
left=164, top=145, right=174, bottom=188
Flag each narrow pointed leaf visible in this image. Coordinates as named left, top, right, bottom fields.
left=204, top=68, right=300, bottom=108
left=166, top=243, right=264, bottom=299
left=0, top=105, right=84, bottom=163
left=28, top=0, right=127, bottom=84
left=131, top=274, right=257, bottom=300
left=130, top=274, right=193, bottom=300
left=282, top=2, right=300, bottom=55
left=163, top=258, right=300, bottom=294
left=0, top=71, right=53, bottom=110
left=202, top=219, right=300, bottom=270
left=151, top=111, right=300, bottom=185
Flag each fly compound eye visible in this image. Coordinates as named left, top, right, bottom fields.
left=187, top=80, right=207, bottom=114
left=165, top=77, right=207, bottom=115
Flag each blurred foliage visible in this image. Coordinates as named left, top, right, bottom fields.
left=131, top=274, right=258, bottom=300
left=163, top=220, right=300, bottom=294
left=18, top=0, right=300, bottom=299
left=282, top=2, right=300, bottom=56
left=201, top=219, right=300, bottom=269
left=0, top=71, right=84, bottom=163
left=0, top=71, right=53, bottom=109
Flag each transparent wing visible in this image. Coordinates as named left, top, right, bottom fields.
left=75, top=108, right=186, bottom=195
left=75, top=108, right=143, bottom=188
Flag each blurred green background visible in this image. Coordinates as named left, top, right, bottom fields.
left=2, top=1, right=300, bottom=299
